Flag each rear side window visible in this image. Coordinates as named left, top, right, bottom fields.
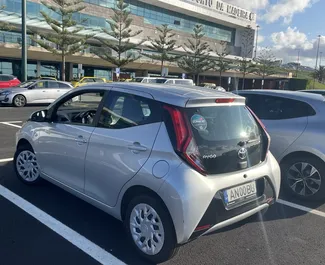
left=59, top=83, right=71, bottom=88
left=175, top=80, right=193, bottom=85
left=185, top=105, right=264, bottom=174
left=98, top=91, right=162, bottom=129
left=0, top=75, right=11, bottom=81
left=244, top=94, right=316, bottom=120
left=94, top=78, right=105, bottom=83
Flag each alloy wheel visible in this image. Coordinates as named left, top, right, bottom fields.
left=16, top=150, right=40, bottom=182
left=14, top=95, right=26, bottom=107
left=286, top=162, right=322, bottom=197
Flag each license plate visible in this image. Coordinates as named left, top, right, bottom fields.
left=223, top=181, right=257, bottom=206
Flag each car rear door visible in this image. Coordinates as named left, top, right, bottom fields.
left=243, top=94, right=310, bottom=160
left=84, top=89, right=162, bottom=206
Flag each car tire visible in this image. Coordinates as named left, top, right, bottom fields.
left=14, top=144, right=43, bottom=185
left=281, top=155, right=325, bottom=201
left=124, top=195, right=179, bottom=263
left=13, top=94, right=27, bottom=107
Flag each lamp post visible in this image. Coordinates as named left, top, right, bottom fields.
left=313, top=35, right=321, bottom=89
left=320, top=51, right=323, bottom=67
left=21, top=0, right=27, bottom=82
left=296, top=49, right=300, bottom=78
left=254, top=25, right=260, bottom=59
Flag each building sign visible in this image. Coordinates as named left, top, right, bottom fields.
left=184, top=0, right=255, bottom=22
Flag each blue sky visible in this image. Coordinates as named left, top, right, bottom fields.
left=227, top=0, right=324, bottom=66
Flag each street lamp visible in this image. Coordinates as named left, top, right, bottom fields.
left=320, top=51, right=323, bottom=67
left=313, top=35, right=321, bottom=89
left=254, top=25, right=260, bottom=59
left=21, top=0, right=27, bottom=82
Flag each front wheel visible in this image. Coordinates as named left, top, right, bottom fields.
left=281, top=156, right=325, bottom=201
left=124, top=195, right=179, bottom=263
left=14, top=145, right=43, bottom=185
left=13, top=94, right=26, bottom=107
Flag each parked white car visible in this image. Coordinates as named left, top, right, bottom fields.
left=0, top=80, right=73, bottom=107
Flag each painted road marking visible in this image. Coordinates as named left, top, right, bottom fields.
left=0, top=158, right=13, bottom=163
left=278, top=199, right=325, bottom=218
left=0, top=185, right=126, bottom=265
left=0, top=121, right=22, bottom=123
left=0, top=122, right=22, bottom=128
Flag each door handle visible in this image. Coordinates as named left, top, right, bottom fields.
left=42, top=90, right=46, bottom=92
left=128, top=142, right=147, bottom=153
left=75, top=135, right=87, bottom=144
left=57, top=90, right=60, bottom=92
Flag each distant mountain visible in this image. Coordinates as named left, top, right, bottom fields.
left=282, top=62, right=314, bottom=72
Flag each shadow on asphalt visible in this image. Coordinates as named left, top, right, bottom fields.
left=1, top=161, right=325, bottom=265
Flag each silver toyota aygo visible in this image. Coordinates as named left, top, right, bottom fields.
left=14, top=83, right=281, bottom=263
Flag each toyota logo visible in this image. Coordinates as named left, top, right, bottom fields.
left=238, top=148, right=247, bottom=160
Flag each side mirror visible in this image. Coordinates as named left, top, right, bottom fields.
left=28, top=85, right=35, bottom=90
left=30, top=110, right=48, bottom=122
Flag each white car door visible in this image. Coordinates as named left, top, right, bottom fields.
left=36, top=89, right=106, bottom=192
left=84, top=89, right=162, bottom=206
left=27, top=81, right=52, bottom=103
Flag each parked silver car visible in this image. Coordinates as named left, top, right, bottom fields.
left=14, top=83, right=280, bottom=263
left=237, top=90, right=325, bottom=200
left=0, top=80, right=73, bottom=107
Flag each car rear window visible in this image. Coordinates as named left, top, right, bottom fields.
left=185, top=105, right=264, bottom=174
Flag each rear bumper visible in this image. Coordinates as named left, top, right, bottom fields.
left=189, top=176, right=276, bottom=240
left=202, top=203, right=269, bottom=236
left=158, top=152, right=281, bottom=245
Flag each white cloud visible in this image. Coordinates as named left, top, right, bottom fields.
left=224, top=0, right=319, bottom=24
left=271, top=27, right=313, bottom=50
left=263, top=0, right=318, bottom=23
left=269, top=27, right=325, bottom=66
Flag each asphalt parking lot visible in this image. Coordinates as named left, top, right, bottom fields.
left=1, top=106, right=325, bottom=265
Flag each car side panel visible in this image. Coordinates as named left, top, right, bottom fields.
left=262, top=117, right=307, bottom=161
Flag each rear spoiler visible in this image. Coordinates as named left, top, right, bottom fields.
left=186, top=96, right=246, bottom=107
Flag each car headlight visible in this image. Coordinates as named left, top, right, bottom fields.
left=0, top=90, right=12, bottom=96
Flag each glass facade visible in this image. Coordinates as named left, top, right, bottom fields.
left=0, top=0, right=234, bottom=42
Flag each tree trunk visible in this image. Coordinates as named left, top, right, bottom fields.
left=219, top=71, right=222, bottom=86
left=196, top=73, right=200, bottom=86
left=61, top=53, right=65, bottom=81
left=242, top=73, right=246, bottom=90
left=161, top=59, right=164, bottom=77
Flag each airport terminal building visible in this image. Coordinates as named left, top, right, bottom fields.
left=0, top=0, right=257, bottom=82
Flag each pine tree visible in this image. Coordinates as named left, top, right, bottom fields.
left=142, top=24, right=180, bottom=76
left=178, top=24, right=212, bottom=85
left=214, top=41, right=233, bottom=87
left=255, top=48, right=277, bottom=89
left=93, top=0, right=143, bottom=77
left=30, top=0, right=93, bottom=81
left=236, top=26, right=256, bottom=90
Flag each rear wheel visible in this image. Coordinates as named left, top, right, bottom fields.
left=14, top=144, right=42, bottom=185
left=124, top=195, right=179, bottom=263
left=281, top=155, right=325, bottom=201
left=13, top=94, right=26, bottom=107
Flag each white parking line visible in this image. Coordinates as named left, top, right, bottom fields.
left=0, top=122, right=22, bottom=128
left=277, top=199, right=325, bottom=218
left=1, top=121, right=23, bottom=123
left=0, top=158, right=13, bottom=163
left=0, top=185, right=125, bottom=265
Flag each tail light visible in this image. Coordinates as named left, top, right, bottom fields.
left=164, top=105, right=207, bottom=175
left=247, top=106, right=270, bottom=159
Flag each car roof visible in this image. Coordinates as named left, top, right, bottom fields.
left=77, top=83, right=244, bottom=107
left=238, top=89, right=325, bottom=103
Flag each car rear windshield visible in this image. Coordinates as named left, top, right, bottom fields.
left=185, top=105, right=264, bottom=174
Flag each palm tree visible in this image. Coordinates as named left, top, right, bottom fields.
left=312, top=66, right=325, bottom=83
